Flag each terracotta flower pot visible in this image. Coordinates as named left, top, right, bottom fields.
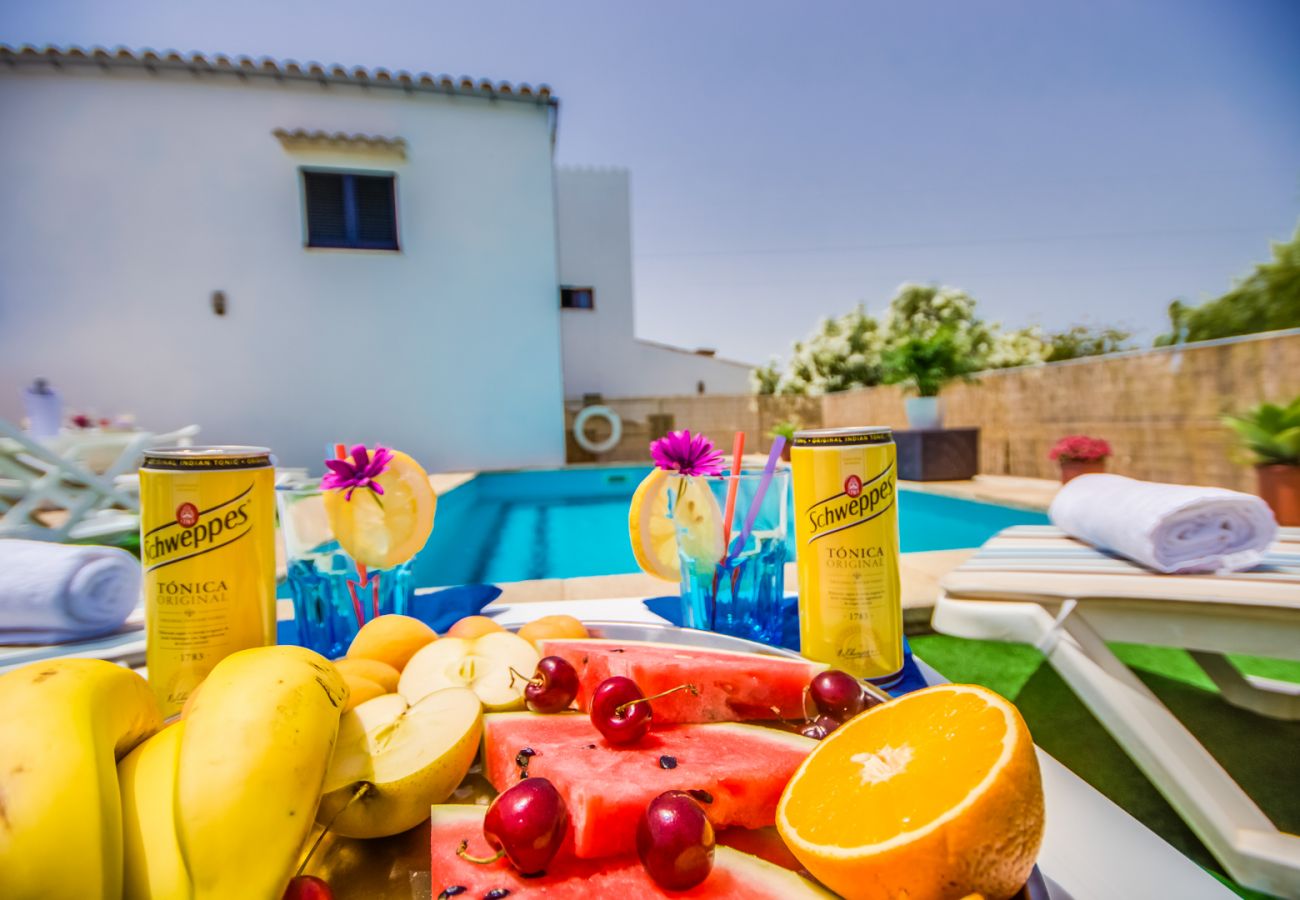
left=1059, top=459, right=1107, bottom=484
left=1256, top=464, right=1300, bottom=526
left=780, top=443, right=792, bottom=463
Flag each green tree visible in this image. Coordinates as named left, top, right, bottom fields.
left=1155, top=223, right=1300, bottom=345
left=1044, top=324, right=1134, bottom=361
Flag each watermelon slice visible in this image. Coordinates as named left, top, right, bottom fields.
left=429, top=804, right=834, bottom=898
left=536, top=638, right=826, bottom=723
left=483, top=711, right=815, bottom=859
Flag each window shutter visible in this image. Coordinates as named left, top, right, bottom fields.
left=353, top=176, right=398, bottom=249
left=304, top=172, right=347, bottom=246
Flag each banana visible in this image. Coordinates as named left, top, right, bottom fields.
left=119, top=721, right=190, bottom=899
left=175, top=646, right=347, bottom=899
left=0, top=658, right=162, bottom=900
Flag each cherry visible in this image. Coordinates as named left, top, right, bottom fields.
left=809, top=670, right=868, bottom=721
left=590, top=676, right=650, bottom=744
left=589, top=677, right=698, bottom=746
left=283, top=875, right=333, bottom=900
left=636, top=791, right=715, bottom=891
left=801, top=713, right=842, bottom=740
left=460, top=777, right=569, bottom=876
left=522, top=656, right=580, bottom=714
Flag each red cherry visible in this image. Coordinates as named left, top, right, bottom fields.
left=636, top=791, right=715, bottom=890
left=590, top=676, right=650, bottom=744
left=524, top=656, right=580, bottom=714
left=283, top=875, right=333, bottom=900
left=809, top=670, right=868, bottom=721
left=475, top=777, right=569, bottom=875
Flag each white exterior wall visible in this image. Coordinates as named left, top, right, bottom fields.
left=556, top=168, right=752, bottom=400
left=0, top=66, right=566, bottom=470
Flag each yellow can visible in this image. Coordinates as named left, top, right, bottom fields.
left=791, top=427, right=903, bottom=684
left=139, top=446, right=276, bottom=716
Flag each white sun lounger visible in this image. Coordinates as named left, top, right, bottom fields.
left=931, top=524, right=1300, bottom=897
left=0, top=419, right=198, bottom=542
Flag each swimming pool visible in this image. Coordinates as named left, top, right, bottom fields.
left=412, top=466, right=1049, bottom=586
left=410, top=468, right=1050, bottom=587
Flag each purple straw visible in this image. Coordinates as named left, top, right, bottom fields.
left=726, top=436, right=786, bottom=562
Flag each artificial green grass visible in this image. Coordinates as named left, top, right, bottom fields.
left=910, top=634, right=1300, bottom=900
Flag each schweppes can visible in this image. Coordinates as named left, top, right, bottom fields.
left=791, top=427, right=903, bottom=684
left=139, top=446, right=276, bottom=716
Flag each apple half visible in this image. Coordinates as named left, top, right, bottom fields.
left=399, top=631, right=540, bottom=711
left=317, top=687, right=482, bottom=839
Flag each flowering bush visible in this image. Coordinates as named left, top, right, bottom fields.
left=1049, top=435, right=1112, bottom=463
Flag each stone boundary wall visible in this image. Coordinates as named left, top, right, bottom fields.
left=566, top=329, right=1300, bottom=492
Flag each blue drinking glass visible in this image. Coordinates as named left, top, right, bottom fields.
left=277, top=481, right=412, bottom=659
left=671, top=469, right=789, bottom=646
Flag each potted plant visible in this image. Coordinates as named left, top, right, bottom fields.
left=771, top=421, right=798, bottom=462
left=883, top=327, right=977, bottom=429
left=1223, top=396, right=1300, bottom=526
left=1049, top=435, right=1112, bottom=484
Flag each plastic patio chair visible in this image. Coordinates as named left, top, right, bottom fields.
left=931, top=524, right=1300, bottom=897
left=0, top=419, right=198, bottom=542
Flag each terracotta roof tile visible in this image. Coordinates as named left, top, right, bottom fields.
left=0, top=44, right=556, bottom=106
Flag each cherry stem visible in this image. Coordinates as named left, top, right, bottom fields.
left=456, top=839, right=507, bottom=866
left=508, top=667, right=540, bottom=689
left=296, top=782, right=371, bottom=877
left=614, top=683, right=699, bottom=715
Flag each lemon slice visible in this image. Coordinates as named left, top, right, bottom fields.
left=324, top=450, right=437, bottom=569
left=629, top=470, right=724, bottom=581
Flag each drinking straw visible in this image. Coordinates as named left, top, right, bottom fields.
left=718, top=432, right=746, bottom=560
left=727, top=435, right=785, bottom=563
left=335, top=444, right=368, bottom=628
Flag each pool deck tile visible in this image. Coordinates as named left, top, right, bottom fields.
left=900, top=474, right=1059, bottom=512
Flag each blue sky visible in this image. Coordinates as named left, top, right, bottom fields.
left=4, top=0, right=1298, bottom=365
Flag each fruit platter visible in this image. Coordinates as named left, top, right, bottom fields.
left=294, top=617, right=1052, bottom=900
left=0, top=606, right=1051, bottom=900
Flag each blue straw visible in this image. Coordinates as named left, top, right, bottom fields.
left=726, top=435, right=785, bottom=563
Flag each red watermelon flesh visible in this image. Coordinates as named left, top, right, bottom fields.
left=483, top=711, right=815, bottom=860
left=536, top=638, right=827, bottom=723
left=429, top=804, right=834, bottom=898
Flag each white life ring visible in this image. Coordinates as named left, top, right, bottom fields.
left=573, top=405, right=622, bottom=454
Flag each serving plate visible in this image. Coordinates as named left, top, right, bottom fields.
left=300, top=620, right=1053, bottom=899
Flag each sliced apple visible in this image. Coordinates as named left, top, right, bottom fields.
left=399, top=631, right=540, bottom=711
left=317, top=688, right=482, bottom=839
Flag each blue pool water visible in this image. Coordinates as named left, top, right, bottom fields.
left=412, top=466, right=1048, bottom=587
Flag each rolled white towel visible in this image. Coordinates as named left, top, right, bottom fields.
left=1049, top=474, right=1278, bottom=574
left=0, top=539, right=140, bottom=644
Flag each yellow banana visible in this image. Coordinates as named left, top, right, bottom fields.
left=176, top=646, right=347, bottom=899
left=0, top=658, right=162, bottom=900
left=119, top=721, right=190, bottom=900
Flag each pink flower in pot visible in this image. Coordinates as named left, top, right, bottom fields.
left=1049, top=435, right=1112, bottom=484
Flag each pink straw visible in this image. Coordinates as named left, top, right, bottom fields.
left=719, top=432, right=746, bottom=561
left=335, top=443, right=368, bottom=628
left=727, top=435, right=785, bottom=563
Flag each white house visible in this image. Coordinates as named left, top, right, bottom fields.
left=555, top=167, right=753, bottom=400
left=0, top=45, right=751, bottom=470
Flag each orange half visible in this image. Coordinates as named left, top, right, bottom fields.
left=776, top=684, right=1044, bottom=900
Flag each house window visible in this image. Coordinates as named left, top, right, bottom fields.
left=561, top=287, right=595, bottom=310
left=302, top=170, right=398, bottom=250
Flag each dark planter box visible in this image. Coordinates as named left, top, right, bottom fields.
left=894, top=428, right=979, bottom=481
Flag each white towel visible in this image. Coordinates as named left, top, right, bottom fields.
left=0, top=539, right=141, bottom=644
left=1048, top=474, right=1278, bottom=574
